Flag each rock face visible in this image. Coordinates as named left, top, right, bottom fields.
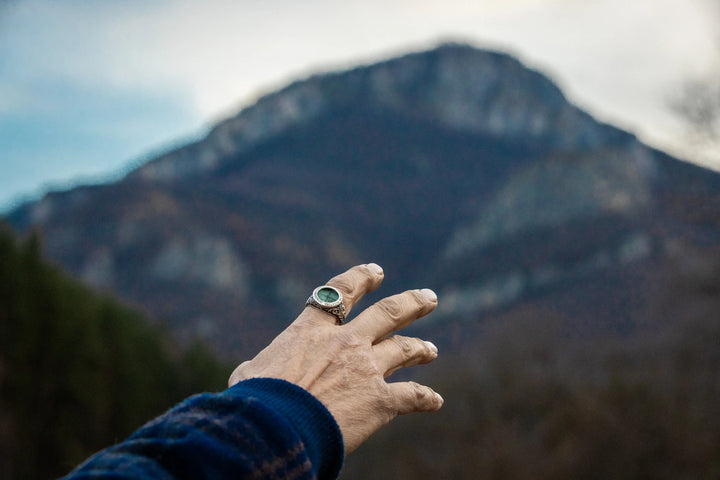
left=7, top=43, right=720, bottom=358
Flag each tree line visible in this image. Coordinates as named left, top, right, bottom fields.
left=0, top=224, right=231, bottom=479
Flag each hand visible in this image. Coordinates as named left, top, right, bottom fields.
left=228, top=263, right=443, bottom=453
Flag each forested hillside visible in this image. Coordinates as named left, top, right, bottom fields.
left=2, top=231, right=719, bottom=479
left=0, top=224, right=230, bottom=479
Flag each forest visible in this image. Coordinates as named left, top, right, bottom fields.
left=0, top=224, right=230, bottom=479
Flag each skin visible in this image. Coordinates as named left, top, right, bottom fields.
left=228, top=263, right=443, bottom=454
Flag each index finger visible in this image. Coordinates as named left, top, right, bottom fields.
left=326, top=263, right=385, bottom=316
left=298, top=263, right=385, bottom=326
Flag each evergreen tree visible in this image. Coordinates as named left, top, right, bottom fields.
left=0, top=224, right=230, bottom=479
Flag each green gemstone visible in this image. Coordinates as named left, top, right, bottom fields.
left=317, top=287, right=339, bottom=303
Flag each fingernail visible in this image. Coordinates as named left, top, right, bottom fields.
left=367, top=263, right=383, bottom=275
left=436, top=392, right=444, bottom=405
left=424, top=341, right=438, bottom=355
left=420, top=288, right=437, bottom=302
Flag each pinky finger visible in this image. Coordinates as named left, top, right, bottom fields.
left=388, top=381, right=444, bottom=415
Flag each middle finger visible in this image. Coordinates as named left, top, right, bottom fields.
left=349, top=288, right=437, bottom=341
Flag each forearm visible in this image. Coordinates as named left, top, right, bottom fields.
left=62, top=378, right=344, bottom=480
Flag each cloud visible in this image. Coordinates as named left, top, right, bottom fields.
left=0, top=0, right=200, bottom=209
left=1, top=0, right=718, bottom=210
left=0, top=77, right=198, bottom=210
left=5, top=0, right=712, bottom=125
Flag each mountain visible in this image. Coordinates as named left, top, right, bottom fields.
left=7, top=43, right=720, bottom=358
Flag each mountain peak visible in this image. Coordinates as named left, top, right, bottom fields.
left=131, top=43, right=630, bottom=183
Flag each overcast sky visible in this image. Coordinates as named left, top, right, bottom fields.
left=1, top=0, right=717, bottom=212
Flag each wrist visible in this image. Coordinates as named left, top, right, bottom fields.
left=228, top=378, right=344, bottom=479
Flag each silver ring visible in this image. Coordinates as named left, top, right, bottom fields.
left=306, top=285, right=346, bottom=325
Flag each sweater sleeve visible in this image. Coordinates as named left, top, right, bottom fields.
left=61, top=378, right=344, bottom=480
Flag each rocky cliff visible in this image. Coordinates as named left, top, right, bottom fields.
left=8, top=43, right=720, bottom=358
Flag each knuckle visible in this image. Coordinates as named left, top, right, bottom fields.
left=377, top=297, right=404, bottom=321
left=410, top=381, right=428, bottom=400
left=329, top=274, right=356, bottom=297
left=391, top=335, right=413, bottom=360
left=410, top=290, right=431, bottom=315
left=328, top=265, right=374, bottom=303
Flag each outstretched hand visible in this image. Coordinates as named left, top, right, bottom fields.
left=229, top=263, right=443, bottom=453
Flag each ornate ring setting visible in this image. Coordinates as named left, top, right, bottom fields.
left=306, top=285, right=346, bottom=325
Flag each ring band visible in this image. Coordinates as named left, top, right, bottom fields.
left=306, top=285, right=346, bottom=325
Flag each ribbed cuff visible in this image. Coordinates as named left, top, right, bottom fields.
left=228, top=378, right=344, bottom=480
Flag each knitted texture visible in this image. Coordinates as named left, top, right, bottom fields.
left=61, top=378, right=344, bottom=480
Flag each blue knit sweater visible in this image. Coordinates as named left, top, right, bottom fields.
left=61, top=378, right=344, bottom=480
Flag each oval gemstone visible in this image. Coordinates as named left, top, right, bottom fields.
left=317, top=287, right=340, bottom=303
